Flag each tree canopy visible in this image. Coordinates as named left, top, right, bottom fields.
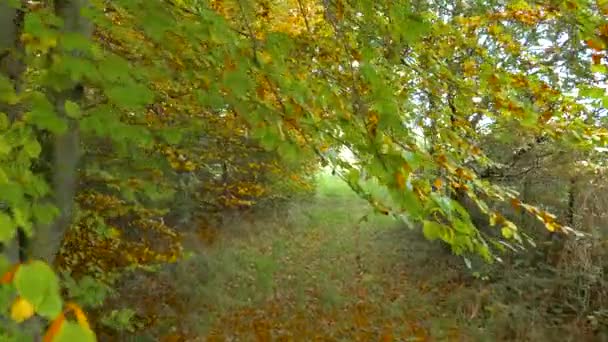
left=1, top=0, right=607, bottom=339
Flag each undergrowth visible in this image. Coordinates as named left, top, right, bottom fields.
left=96, top=172, right=608, bottom=341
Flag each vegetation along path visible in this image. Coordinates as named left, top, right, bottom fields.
left=98, top=173, right=602, bottom=341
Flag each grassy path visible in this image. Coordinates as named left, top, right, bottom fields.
left=181, top=175, right=475, bottom=341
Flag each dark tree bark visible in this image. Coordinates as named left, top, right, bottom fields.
left=0, top=1, right=25, bottom=263
left=31, top=0, right=93, bottom=263
left=566, top=176, right=576, bottom=228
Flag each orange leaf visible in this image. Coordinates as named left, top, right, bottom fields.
left=0, top=263, right=20, bottom=284
left=43, top=312, right=65, bottom=342
left=255, top=85, right=266, bottom=99
left=488, top=73, right=500, bottom=87
left=433, top=178, right=443, bottom=189
left=470, top=145, right=481, bottom=155
left=380, top=325, right=394, bottom=342
left=587, top=39, right=605, bottom=51
left=592, top=53, right=603, bottom=65
left=436, top=154, right=448, bottom=166
left=510, top=198, right=522, bottom=211
left=335, top=0, right=345, bottom=20
left=367, top=111, right=379, bottom=125
left=539, top=111, right=553, bottom=123
left=396, top=172, right=406, bottom=189
left=600, top=24, right=608, bottom=37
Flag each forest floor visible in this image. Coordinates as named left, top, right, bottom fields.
left=101, top=173, right=595, bottom=341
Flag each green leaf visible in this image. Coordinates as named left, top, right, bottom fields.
left=521, top=110, right=538, bottom=128
left=79, top=105, right=115, bottom=136
left=0, top=75, right=18, bottom=105
left=591, top=63, right=607, bottom=74
left=402, top=189, right=423, bottom=219
left=23, top=12, right=45, bottom=37
left=54, top=322, right=96, bottom=342
left=23, top=139, right=41, bottom=158
left=64, top=100, right=81, bottom=119
left=14, top=261, right=62, bottom=319
left=26, top=92, right=67, bottom=134
left=223, top=70, right=253, bottom=96
left=195, top=88, right=224, bottom=108
left=105, top=83, right=154, bottom=110
left=121, top=125, right=153, bottom=147
left=347, top=168, right=360, bottom=185
left=52, top=55, right=100, bottom=85
left=422, top=220, right=443, bottom=241
left=260, top=129, right=279, bottom=150
left=501, top=226, right=514, bottom=239
left=431, top=193, right=454, bottom=219
left=98, top=54, right=132, bottom=83
left=476, top=244, right=493, bottom=263
left=0, top=285, right=15, bottom=319
left=5, top=0, right=22, bottom=9
left=26, top=174, right=51, bottom=198
left=0, top=136, right=11, bottom=155
left=0, top=212, right=17, bottom=243
left=60, top=32, right=92, bottom=55
left=389, top=7, right=430, bottom=43
left=160, top=128, right=183, bottom=145
left=0, top=112, right=9, bottom=131
left=277, top=142, right=299, bottom=163
left=580, top=86, right=605, bottom=99
left=32, top=202, right=59, bottom=225
left=12, top=206, right=32, bottom=236
left=0, top=167, right=8, bottom=184
left=0, top=182, right=24, bottom=206
left=140, top=4, right=173, bottom=42
left=403, top=151, right=423, bottom=171
left=37, top=292, right=62, bottom=319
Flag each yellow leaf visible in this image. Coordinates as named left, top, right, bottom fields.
left=183, top=161, right=196, bottom=171
left=11, top=297, right=35, bottom=323
left=66, top=302, right=90, bottom=330
left=258, top=51, right=272, bottom=64
left=108, top=227, right=121, bottom=238
left=545, top=221, right=559, bottom=232
left=463, top=59, right=476, bottom=76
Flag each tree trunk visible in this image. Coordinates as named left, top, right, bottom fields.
left=0, top=2, right=24, bottom=101
left=0, top=1, right=25, bottom=264
left=520, top=176, right=531, bottom=228
left=566, top=176, right=576, bottom=228
left=31, top=0, right=92, bottom=263
left=545, top=176, right=577, bottom=267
